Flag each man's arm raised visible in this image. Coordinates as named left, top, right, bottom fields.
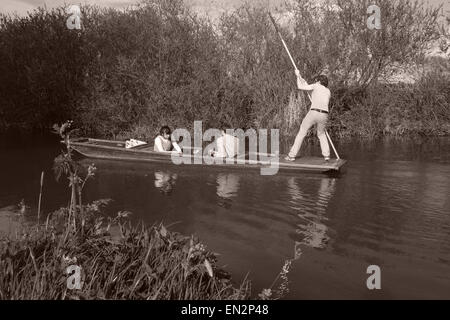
left=294, top=70, right=314, bottom=91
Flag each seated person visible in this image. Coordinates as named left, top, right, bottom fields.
left=209, top=124, right=240, bottom=158
left=154, top=126, right=182, bottom=153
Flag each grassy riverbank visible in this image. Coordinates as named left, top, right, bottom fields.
left=0, top=0, right=448, bottom=139
left=0, top=201, right=252, bottom=299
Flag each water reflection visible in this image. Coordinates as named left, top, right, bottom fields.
left=154, top=171, right=178, bottom=195
left=288, top=177, right=336, bottom=250
left=0, top=202, right=32, bottom=236
left=216, top=173, right=240, bottom=209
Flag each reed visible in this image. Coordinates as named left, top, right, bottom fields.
left=37, top=171, right=44, bottom=222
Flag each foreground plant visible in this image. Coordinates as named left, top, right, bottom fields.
left=0, top=201, right=251, bottom=300
left=52, top=120, right=96, bottom=235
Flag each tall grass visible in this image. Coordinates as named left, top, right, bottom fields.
left=0, top=202, right=251, bottom=299
left=333, top=60, right=450, bottom=138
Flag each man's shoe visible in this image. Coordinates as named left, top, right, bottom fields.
left=285, top=155, right=296, bottom=162
left=324, top=157, right=330, bottom=162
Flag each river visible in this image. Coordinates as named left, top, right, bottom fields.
left=0, top=136, right=449, bottom=299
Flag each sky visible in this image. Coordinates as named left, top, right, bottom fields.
left=1, top=0, right=449, bottom=18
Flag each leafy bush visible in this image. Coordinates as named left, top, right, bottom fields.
left=0, top=0, right=447, bottom=139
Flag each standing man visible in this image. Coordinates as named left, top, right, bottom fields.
left=285, top=71, right=331, bottom=162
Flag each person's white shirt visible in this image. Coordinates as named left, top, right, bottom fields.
left=297, top=81, right=331, bottom=112
left=154, top=135, right=182, bottom=153
left=295, top=71, right=331, bottom=112
left=212, top=132, right=239, bottom=158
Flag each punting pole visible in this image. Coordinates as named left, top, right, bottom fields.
left=268, top=12, right=299, bottom=71
left=325, top=131, right=340, bottom=160
left=268, top=12, right=341, bottom=160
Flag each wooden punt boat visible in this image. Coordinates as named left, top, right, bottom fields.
left=68, top=138, right=347, bottom=173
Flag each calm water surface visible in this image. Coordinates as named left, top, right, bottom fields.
left=1, top=137, right=449, bottom=299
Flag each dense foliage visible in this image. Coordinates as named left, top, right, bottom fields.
left=0, top=0, right=448, bottom=139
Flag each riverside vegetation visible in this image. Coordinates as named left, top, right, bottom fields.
left=0, top=122, right=292, bottom=299
left=0, top=0, right=449, bottom=140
